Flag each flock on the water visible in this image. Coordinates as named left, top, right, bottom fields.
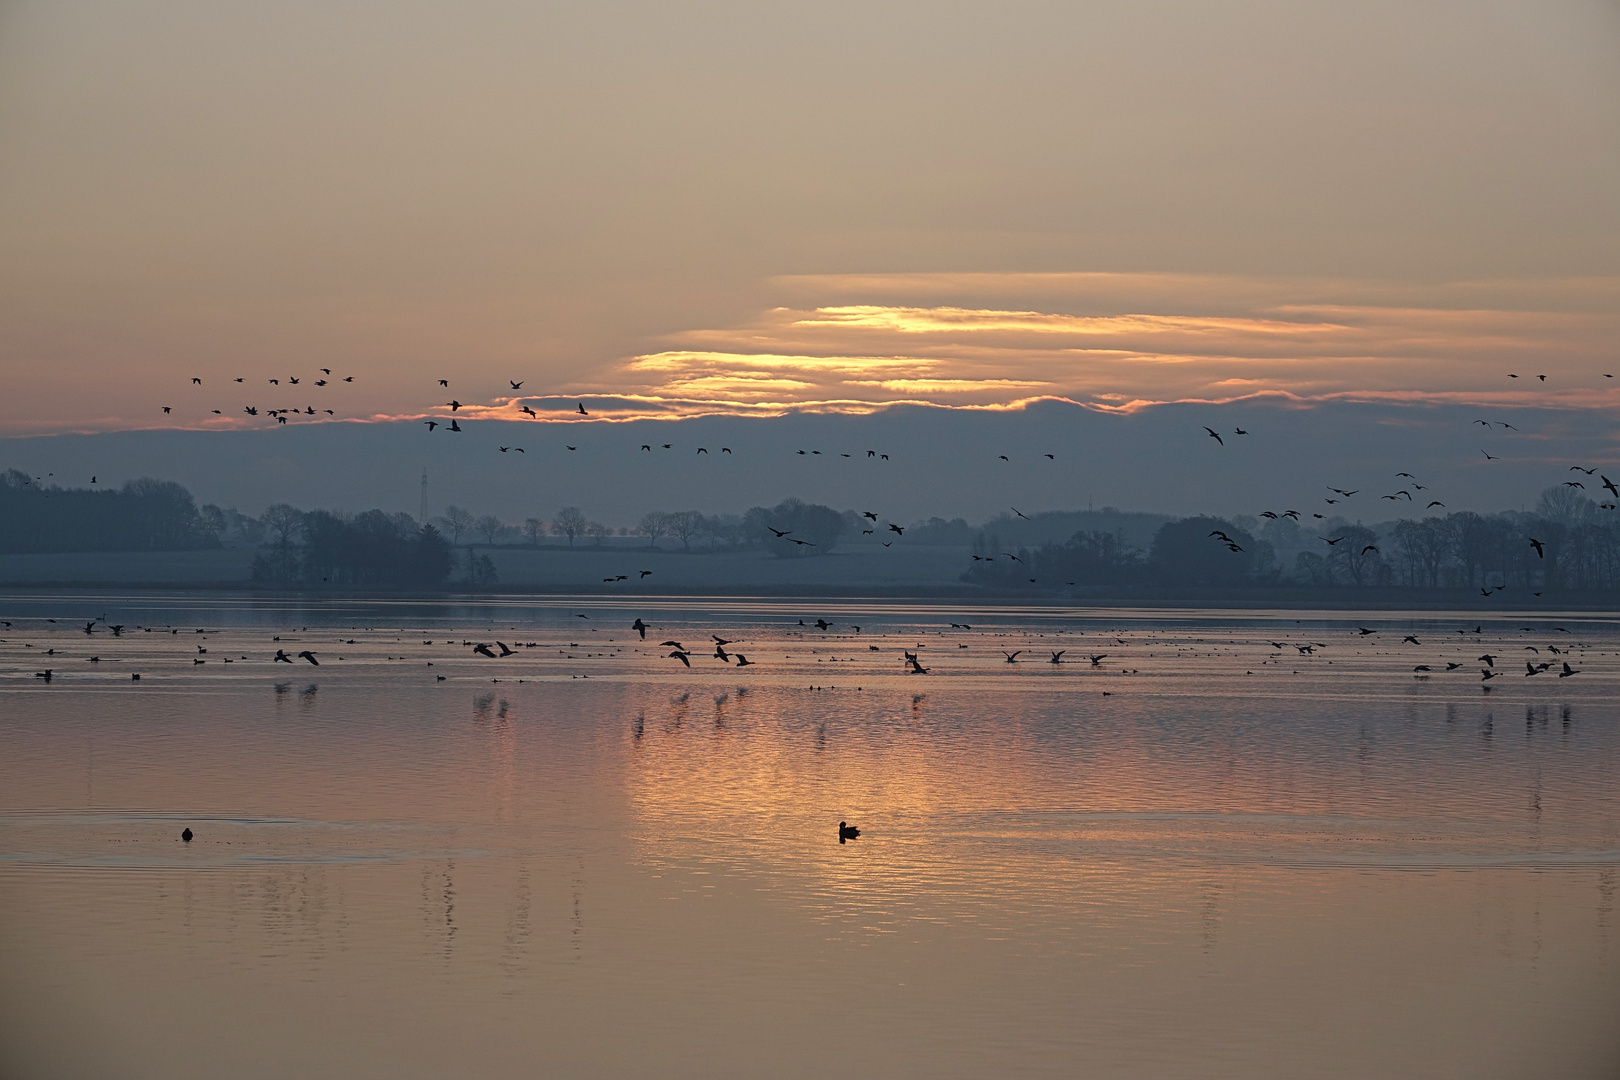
left=5, top=607, right=1599, bottom=690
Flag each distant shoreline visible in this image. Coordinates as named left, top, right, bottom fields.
left=2, top=582, right=1617, bottom=615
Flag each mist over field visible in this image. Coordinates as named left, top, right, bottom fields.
left=3, top=397, right=1610, bottom=526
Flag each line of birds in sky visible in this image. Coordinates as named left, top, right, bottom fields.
left=101, top=366, right=1618, bottom=581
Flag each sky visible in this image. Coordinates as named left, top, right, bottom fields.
left=1, top=0, right=1618, bottom=519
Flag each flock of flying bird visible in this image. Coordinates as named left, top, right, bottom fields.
left=1189, top=367, right=1620, bottom=575
left=138, top=366, right=1620, bottom=580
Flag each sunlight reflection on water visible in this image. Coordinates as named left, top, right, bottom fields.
left=1, top=596, right=1618, bottom=1078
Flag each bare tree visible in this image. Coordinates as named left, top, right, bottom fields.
left=197, top=504, right=227, bottom=542
left=586, top=520, right=610, bottom=546
left=474, top=514, right=504, bottom=546
left=553, top=506, right=587, bottom=547
left=437, top=505, right=474, bottom=547
left=521, top=517, right=546, bottom=546
left=638, top=510, right=669, bottom=548
left=668, top=510, right=705, bottom=550
left=261, top=503, right=305, bottom=549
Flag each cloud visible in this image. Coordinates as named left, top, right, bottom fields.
left=583, top=273, right=1619, bottom=418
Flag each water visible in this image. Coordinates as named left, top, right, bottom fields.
left=2, top=594, right=1618, bottom=1078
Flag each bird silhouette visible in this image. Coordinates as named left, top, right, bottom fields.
left=473, top=643, right=497, bottom=658
left=439, top=379, right=449, bottom=387
left=1003, top=650, right=1021, bottom=663
left=449, top=420, right=462, bottom=432
left=734, top=654, right=753, bottom=666
left=839, top=821, right=860, bottom=843
left=182, top=827, right=193, bottom=842
left=1203, top=427, right=1224, bottom=445
left=668, top=650, right=690, bottom=667
left=1012, top=508, right=1030, bottom=520
left=577, top=402, right=588, bottom=415
left=888, top=524, right=904, bottom=535
left=297, top=650, right=319, bottom=665
left=640, top=570, right=652, bottom=578
left=1049, top=651, right=1065, bottom=664
left=1324, top=536, right=1345, bottom=546
left=510, top=380, right=523, bottom=390
left=425, top=421, right=438, bottom=431
left=1528, top=537, right=1545, bottom=558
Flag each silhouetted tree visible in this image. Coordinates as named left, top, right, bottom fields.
left=474, top=514, right=503, bottom=546
left=438, top=505, right=474, bottom=547
left=553, top=506, right=587, bottom=546
left=1149, top=517, right=1258, bottom=586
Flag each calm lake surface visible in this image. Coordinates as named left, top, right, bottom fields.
left=2, top=593, right=1618, bottom=1078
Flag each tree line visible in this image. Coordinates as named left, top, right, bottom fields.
left=0, top=469, right=223, bottom=553
left=964, top=487, right=1620, bottom=593
left=250, top=505, right=455, bottom=587
left=435, top=498, right=858, bottom=557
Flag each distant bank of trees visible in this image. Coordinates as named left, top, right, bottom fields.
left=251, top=506, right=454, bottom=587
left=0, top=470, right=223, bottom=553
left=964, top=487, right=1620, bottom=593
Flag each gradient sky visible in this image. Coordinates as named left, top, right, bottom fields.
left=2, top=1, right=1618, bottom=490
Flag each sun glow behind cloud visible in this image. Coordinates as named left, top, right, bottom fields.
left=530, top=273, right=1620, bottom=424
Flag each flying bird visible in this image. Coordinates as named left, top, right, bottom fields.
left=510, top=380, right=523, bottom=389
left=632, top=618, right=647, bottom=639
left=577, top=402, right=588, bottom=415
left=888, top=523, right=904, bottom=535
left=297, top=651, right=319, bottom=665
left=1203, top=427, right=1224, bottom=445
left=1012, top=508, right=1030, bottom=520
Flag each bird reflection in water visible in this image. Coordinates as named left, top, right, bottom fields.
left=838, top=821, right=860, bottom=844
